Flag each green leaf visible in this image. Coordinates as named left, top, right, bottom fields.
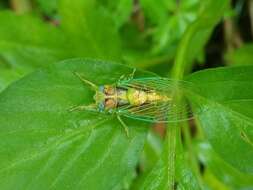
left=0, top=1, right=121, bottom=90
left=0, top=59, right=154, bottom=190
left=58, top=0, right=121, bottom=61
left=187, top=66, right=253, bottom=174
left=196, top=141, right=253, bottom=189
left=0, top=68, right=23, bottom=92
left=0, top=11, right=69, bottom=69
left=225, top=43, right=253, bottom=65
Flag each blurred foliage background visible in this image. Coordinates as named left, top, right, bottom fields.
left=1, top=0, right=253, bottom=91
left=1, top=0, right=253, bottom=190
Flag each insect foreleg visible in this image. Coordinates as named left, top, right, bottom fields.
left=73, top=72, right=98, bottom=90
left=116, top=115, right=130, bottom=137
left=117, top=68, right=136, bottom=84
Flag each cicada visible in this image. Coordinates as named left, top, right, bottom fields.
left=70, top=69, right=194, bottom=136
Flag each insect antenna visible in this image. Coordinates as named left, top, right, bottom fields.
left=69, top=104, right=97, bottom=112
left=73, top=72, right=98, bottom=90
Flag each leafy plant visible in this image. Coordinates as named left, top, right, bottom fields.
left=0, top=0, right=253, bottom=190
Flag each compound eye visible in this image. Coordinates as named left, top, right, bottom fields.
left=104, top=85, right=115, bottom=95
left=98, top=101, right=105, bottom=112
left=99, top=86, right=104, bottom=93
left=105, top=98, right=116, bottom=109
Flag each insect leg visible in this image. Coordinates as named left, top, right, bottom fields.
left=116, top=115, right=130, bottom=137
left=73, top=72, right=98, bottom=90
left=69, top=104, right=96, bottom=112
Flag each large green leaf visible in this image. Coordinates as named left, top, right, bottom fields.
left=187, top=66, right=253, bottom=174
left=0, top=59, right=154, bottom=190
left=0, top=68, right=23, bottom=92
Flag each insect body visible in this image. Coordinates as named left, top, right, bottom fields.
left=70, top=70, right=193, bottom=136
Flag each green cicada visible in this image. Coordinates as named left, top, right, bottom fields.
left=70, top=69, right=194, bottom=136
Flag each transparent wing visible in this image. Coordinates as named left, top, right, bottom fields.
left=118, top=77, right=193, bottom=94
left=118, top=99, right=193, bottom=123
left=117, top=77, right=195, bottom=123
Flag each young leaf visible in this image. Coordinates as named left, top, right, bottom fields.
left=187, top=66, right=253, bottom=174
left=0, top=59, right=154, bottom=190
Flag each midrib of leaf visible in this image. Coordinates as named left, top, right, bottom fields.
left=24, top=132, right=88, bottom=190
left=75, top=130, right=119, bottom=188
left=24, top=123, right=119, bottom=190
left=48, top=131, right=97, bottom=188
left=0, top=118, right=109, bottom=174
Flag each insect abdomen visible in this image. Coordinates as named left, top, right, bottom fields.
left=126, top=88, right=169, bottom=106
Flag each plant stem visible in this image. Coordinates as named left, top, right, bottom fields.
left=166, top=124, right=179, bottom=189
left=167, top=18, right=203, bottom=190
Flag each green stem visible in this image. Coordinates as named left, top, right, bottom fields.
left=10, top=0, right=32, bottom=14
left=166, top=124, right=179, bottom=189
left=166, top=18, right=204, bottom=190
